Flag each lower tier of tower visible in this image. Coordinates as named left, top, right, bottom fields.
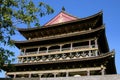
left=4, top=51, right=116, bottom=78
left=7, top=66, right=105, bottom=78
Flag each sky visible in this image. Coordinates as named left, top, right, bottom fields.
left=0, top=0, right=120, bottom=77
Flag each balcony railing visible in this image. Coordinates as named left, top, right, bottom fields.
left=72, top=45, right=90, bottom=50
left=49, top=49, right=60, bottom=53
left=20, top=45, right=96, bottom=56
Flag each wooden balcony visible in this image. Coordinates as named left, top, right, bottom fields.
left=18, top=45, right=99, bottom=63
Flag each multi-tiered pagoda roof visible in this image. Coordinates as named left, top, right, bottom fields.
left=4, top=11, right=116, bottom=78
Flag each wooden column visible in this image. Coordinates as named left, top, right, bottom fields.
left=70, top=43, right=73, bottom=50
left=88, top=40, right=92, bottom=57
left=53, top=73, right=57, bottom=77
left=87, top=70, right=90, bottom=76
left=60, top=45, right=62, bottom=52
left=66, top=72, right=69, bottom=77
left=89, top=40, right=91, bottom=48
left=26, top=57, right=28, bottom=63
left=101, top=65, right=105, bottom=75
left=29, top=74, right=31, bottom=78
left=95, top=50, right=98, bottom=56
left=37, top=47, right=40, bottom=54
left=21, top=57, right=24, bottom=63
left=38, top=74, right=42, bottom=79
left=95, top=39, right=98, bottom=48
left=24, top=49, right=26, bottom=55
left=101, top=69, right=105, bottom=75
left=46, top=46, right=50, bottom=53
left=89, top=51, right=91, bottom=57
left=13, top=74, right=16, bottom=78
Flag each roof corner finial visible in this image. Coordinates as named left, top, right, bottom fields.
left=62, top=6, right=65, bottom=11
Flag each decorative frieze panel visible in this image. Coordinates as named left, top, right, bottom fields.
left=19, top=50, right=99, bottom=63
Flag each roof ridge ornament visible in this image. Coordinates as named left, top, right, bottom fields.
left=62, top=6, right=65, bottom=11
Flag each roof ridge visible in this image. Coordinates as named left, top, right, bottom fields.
left=61, top=11, right=79, bottom=19
left=44, top=11, right=78, bottom=26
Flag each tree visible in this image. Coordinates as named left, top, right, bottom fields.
left=0, top=0, right=54, bottom=70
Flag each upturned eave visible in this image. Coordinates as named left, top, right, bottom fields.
left=17, top=11, right=103, bottom=39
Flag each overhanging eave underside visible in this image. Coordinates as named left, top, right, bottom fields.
left=18, top=11, right=103, bottom=39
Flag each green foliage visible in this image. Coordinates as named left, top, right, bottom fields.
left=0, top=0, right=54, bottom=71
